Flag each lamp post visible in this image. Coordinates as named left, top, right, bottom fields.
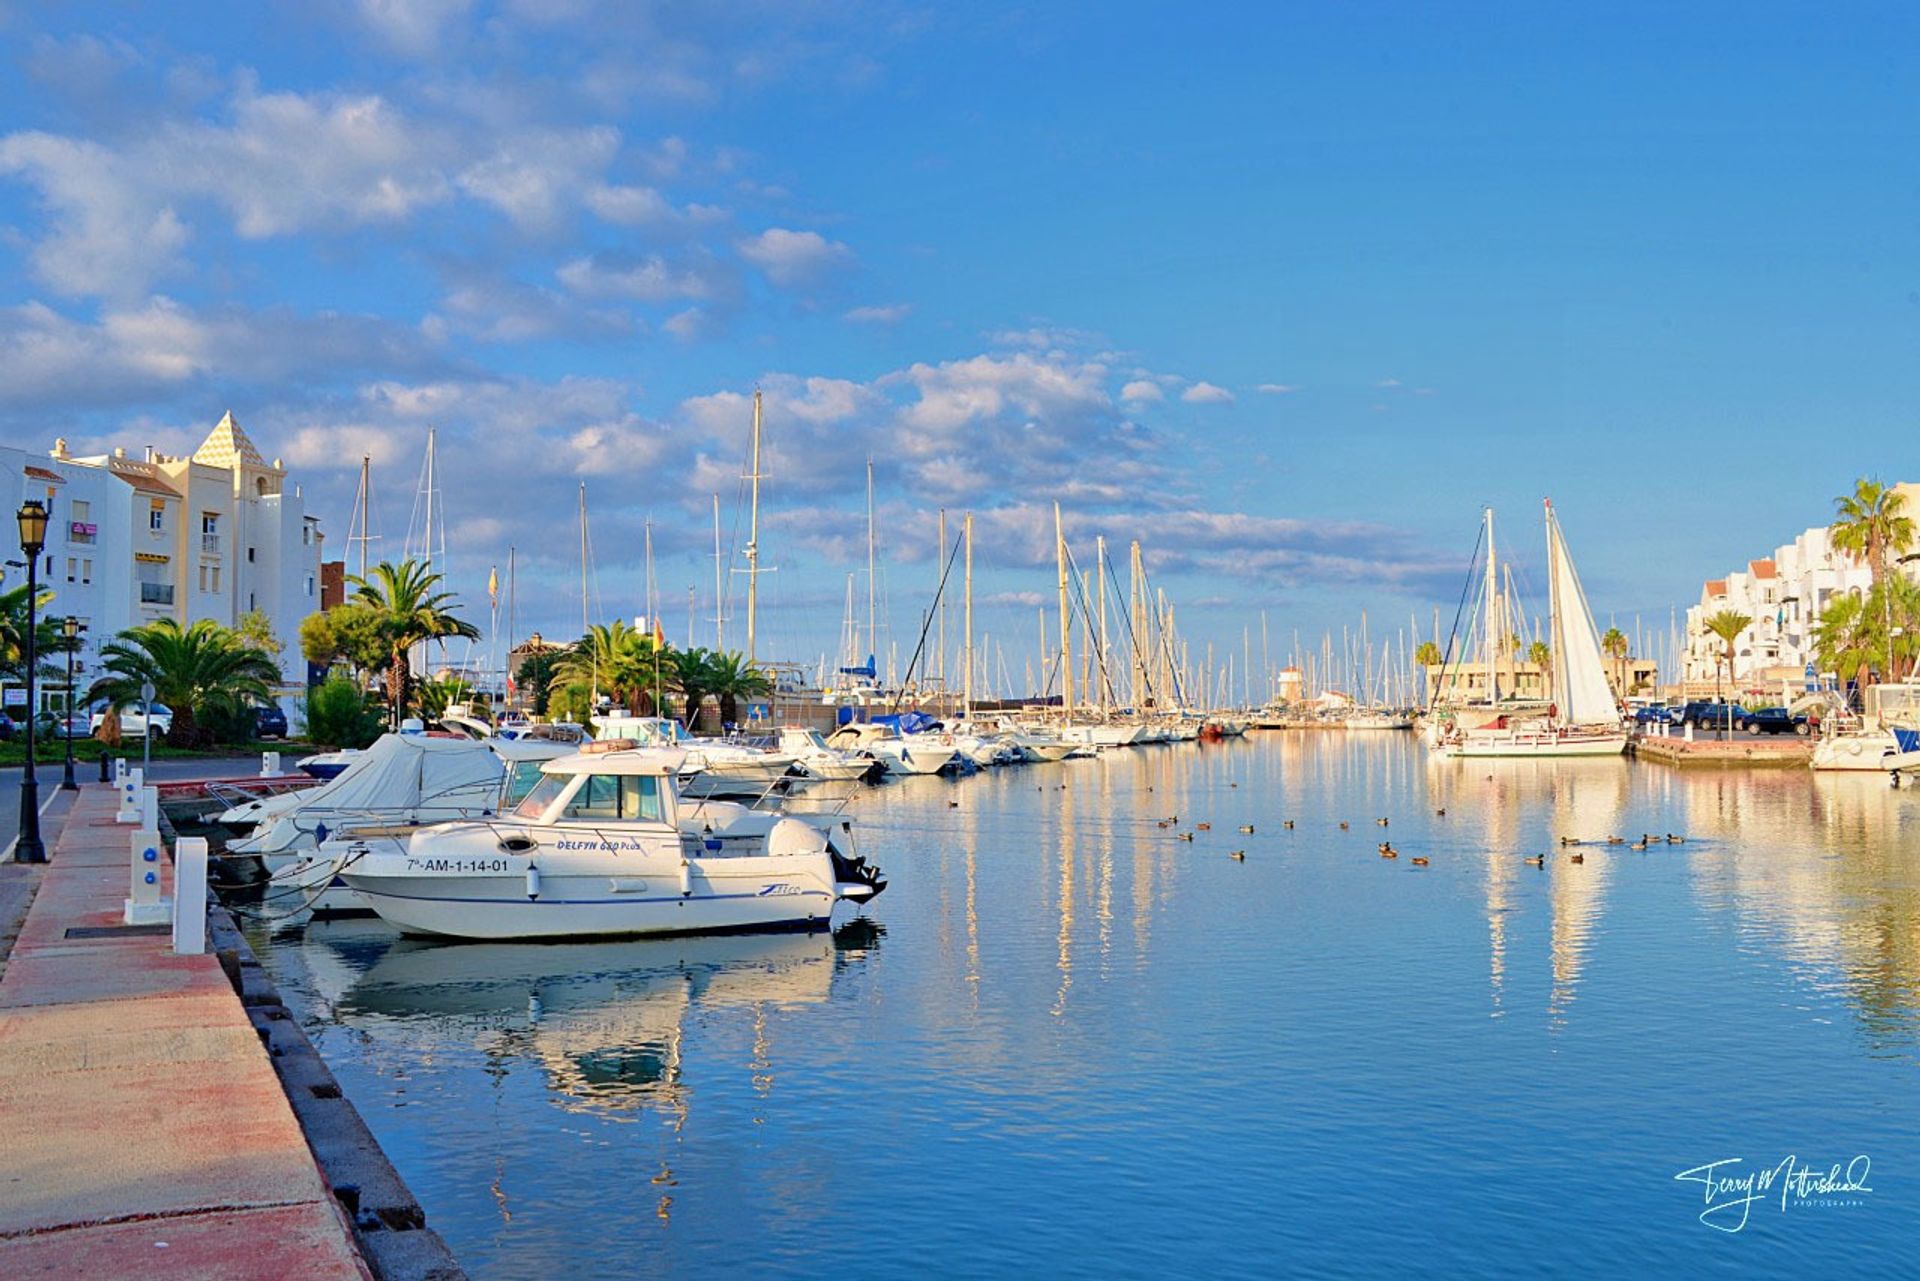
left=60, top=615, right=78, bottom=791
left=15, top=500, right=48, bottom=863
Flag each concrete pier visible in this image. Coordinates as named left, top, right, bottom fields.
left=0, top=784, right=369, bottom=1278
left=1630, top=733, right=1813, bottom=767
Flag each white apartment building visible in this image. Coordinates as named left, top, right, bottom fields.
left=1679, top=490, right=1920, bottom=686
left=3, top=412, right=325, bottom=714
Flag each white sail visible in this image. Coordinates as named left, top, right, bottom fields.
left=1545, top=502, right=1618, bottom=726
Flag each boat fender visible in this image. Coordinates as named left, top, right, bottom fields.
left=1848, top=740, right=1864, bottom=757
left=526, top=864, right=542, bottom=900
left=679, top=859, right=693, bottom=897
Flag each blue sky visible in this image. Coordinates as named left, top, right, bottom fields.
left=1, top=2, right=1915, bottom=692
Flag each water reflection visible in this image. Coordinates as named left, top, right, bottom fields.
left=296, top=921, right=880, bottom=1118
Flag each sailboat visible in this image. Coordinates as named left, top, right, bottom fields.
left=1436, top=500, right=1626, bottom=758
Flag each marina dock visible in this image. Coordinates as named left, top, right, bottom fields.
left=0, top=784, right=369, bottom=1278
left=1629, top=732, right=1814, bottom=767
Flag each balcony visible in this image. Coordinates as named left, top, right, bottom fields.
left=201, top=534, right=221, bottom=555
left=139, top=583, right=175, bottom=605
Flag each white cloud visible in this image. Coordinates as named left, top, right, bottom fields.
left=456, top=126, right=620, bottom=228
left=737, top=227, right=853, bottom=287
left=1377, top=377, right=1402, bottom=388
left=1181, top=381, right=1234, bottom=404
left=1120, top=379, right=1164, bottom=403
left=0, top=133, right=189, bottom=297
left=845, top=303, right=910, bottom=325
left=556, top=252, right=725, bottom=303
left=353, top=0, right=475, bottom=56
left=1257, top=383, right=1300, bottom=395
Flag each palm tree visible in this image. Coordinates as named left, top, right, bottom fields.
left=673, top=646, right=715, bottom=728
left=1831, top=478, right=1915, bottom=586
left=703, top=651, right=772, bottom=727
left=1527, top=639, right=1552, bottom=700
left=88, top=619, right=279, bottom=747
left=348, top=560, right=479, bottom=725
left=1702, top=609, right=1753, bottom=705
left=1412, top=641, right=1443, bottom=668
left=0, top=583, right=62, bottom=688
left=1814, top=592, right=1876, bottom=698
left=1600, top=627, right=1629, bottom=696
left=549, top=621, right=676, bottom=717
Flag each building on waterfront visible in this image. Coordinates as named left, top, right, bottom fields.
left=1422, top=655, right=1659, bottom=704
left=1677, top=491, right=1920, bottom=691
left=2, top=413, right=325, bottom=715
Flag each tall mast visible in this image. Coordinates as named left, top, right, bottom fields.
left=712, top=493, right=724, bottom=650
left=1483, top=506, right=1498, bottom=705
left=937, top=509, right=947, bottom=691
left=866, top=457, right=877, bottom=661
left=1130, top=541, right=1146, bottom=707
left=1055, top=502, right=1073, bottom=720
left=1096, top=535, right=1109, bottom=716
left=349, top=455, right=377, bottom=580
left=963, top=511, right=974, bottom=718
left=745, top=389, right=763, bottom=667
left=1544, top=498, right=1564, bottom=715
left=422, top=426, right=435, bottom=573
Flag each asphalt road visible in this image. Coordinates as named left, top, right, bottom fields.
left=0, top=758, right=261, bottom=860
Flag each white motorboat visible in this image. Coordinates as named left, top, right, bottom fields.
left=597, top=714, right=797, bottom=798
left=333, top=742, right=886, bottom=940
left=254, top=736, right=579, bottom=917
left=297, top=748, right=363, bottom=780
left=1811, top=730, right=1897, bottom=772
left=1003, top=727, right=1074, bottom=763
left=825, top=721, right=958, bottom=775
left=776, top=726, right=874, bottom=781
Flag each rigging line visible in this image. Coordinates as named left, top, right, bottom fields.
left=1060, top=542, right=1123, bottom=707
left=888, top=529, right=965, bottom=713
left=1096, top=539, right=1156, bottom=707
left=1132, top=556, right=1187, bottom=706
left=1427, top=518, right=1487, bottom=713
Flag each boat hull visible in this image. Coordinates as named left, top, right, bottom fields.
left=1442, top=731, right=1627, bottom=758
left=342, top=857, right=847, bottom=940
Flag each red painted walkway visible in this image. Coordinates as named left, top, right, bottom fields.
left=0, top=784, right=368, bottom=1278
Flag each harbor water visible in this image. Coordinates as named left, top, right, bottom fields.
left=253, top=734, right=1918, bottom=1276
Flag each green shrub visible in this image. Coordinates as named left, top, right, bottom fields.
left=302, top=677, right=385, bottom=749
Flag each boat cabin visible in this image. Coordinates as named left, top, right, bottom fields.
left=509, top=744, right=691, bottom=827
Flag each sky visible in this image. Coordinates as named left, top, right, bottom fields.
left=1, top=1, right=1916, bottom=696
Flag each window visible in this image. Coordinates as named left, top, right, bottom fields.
left=201, top=513, right=219, bottom=555
left=69, top=499, right=94, bottom=545
left=211, top=565, right=221, bottom=593
left=81, top=559, right=91, bottom=585
left=561, top=774, right=662, bottom=822
left=247, top=547, right=255, bottom=562
left=302, top=524, right=311, bottom=546
left=197, top=564, right=207, bottom=593
left=305, top=574, right=314, bottom=597
left=149, top=506, right=164, bottom=532
left=65, top=557, right=76, bottom=583
left=512, top=774, right=569, bottom=819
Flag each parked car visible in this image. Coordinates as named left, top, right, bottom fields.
left=49, top=711, right=92, bottom=739
left=0, top=711, right=15, bottom=741
left=1738, top=706, right=1811, bottom=736
left=1678, top=701, right=1740, bottom=730
left=254, top=704, right=289, bottom=739
left=1632, top=705, right=1679, bottom=726
left=89, top=701, right=174, bottom=739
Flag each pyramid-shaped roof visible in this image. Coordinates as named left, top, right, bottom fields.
left=193, top=410, right=268, bottom=469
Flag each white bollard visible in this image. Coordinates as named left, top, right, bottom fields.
left=113, top=755, right=127, bottom=784
left=172, top=836, right=208, bottom=955
left=140, top=785, right=158, bottom=831
left=260, top=751, right=281, bottom=778
left=123, top=827, right=169, bottom=925
left=116, top=768, right=144, bottom=823
left=1684, top=721, right=1695, bottom=743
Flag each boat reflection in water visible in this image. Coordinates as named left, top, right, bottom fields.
left=298, top=918, right=882, bottom=1119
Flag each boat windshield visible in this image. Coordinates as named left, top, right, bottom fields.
left=560, top=773, right=665, bottom=822
left=502, top=760, right=549, bottom=808
left=512, top=773, right=571, bottom=819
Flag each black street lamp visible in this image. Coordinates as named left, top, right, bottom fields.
left=60, top=615, right=79, bottom=791
left=15, top=499, right=48, bottom=863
